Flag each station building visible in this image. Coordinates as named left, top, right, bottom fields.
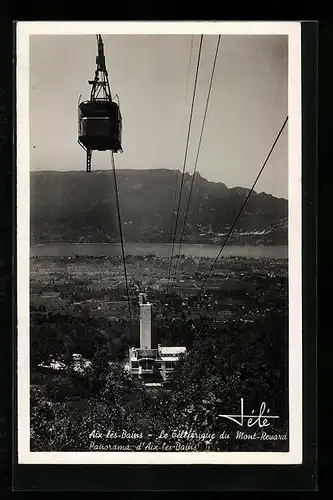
left=127, top=293, right=186, bottom=383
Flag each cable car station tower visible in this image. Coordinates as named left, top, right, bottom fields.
left=78, top=34, right=122, bottom=172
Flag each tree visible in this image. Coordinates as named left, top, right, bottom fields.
left=167, top=309, right=288, bottom=450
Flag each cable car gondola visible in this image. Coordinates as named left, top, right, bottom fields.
left=78, top=34, right=122, bottom=172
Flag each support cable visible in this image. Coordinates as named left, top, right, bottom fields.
left=110, top=151, right=133, bottom=337
left=170, top=35, right=221, bottom=293
left=194, top=116, right=289, bottom=301
left=168, top=35, right=195, bottom=251
left=166, top=34, right=204, bottom=292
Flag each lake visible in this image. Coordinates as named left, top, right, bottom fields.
left=30, top=243, right=288, bottom=260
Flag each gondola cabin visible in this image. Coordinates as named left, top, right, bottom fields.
left=78, top=100, right=122, bottom=153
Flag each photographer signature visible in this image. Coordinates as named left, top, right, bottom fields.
left=218, top=398, right=279, bottom=428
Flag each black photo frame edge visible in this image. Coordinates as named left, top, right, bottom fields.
left=0, top=18, right=317, bottom=492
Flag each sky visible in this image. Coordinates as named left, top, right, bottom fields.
left=29, top=33, right=288, bottom=199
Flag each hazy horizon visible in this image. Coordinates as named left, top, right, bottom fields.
left=30, top=34, right=288, bottom=199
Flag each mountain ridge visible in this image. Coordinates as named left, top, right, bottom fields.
left=30, top=169, right=288, bottom=245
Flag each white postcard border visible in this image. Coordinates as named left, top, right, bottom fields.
left=16, top=21, right=302, bottom=465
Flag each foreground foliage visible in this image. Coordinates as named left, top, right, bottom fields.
left=31, top=308, right=288, bottom=452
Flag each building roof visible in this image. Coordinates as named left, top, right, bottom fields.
left=40, top=292, right=61, bottom=298
left=160, top=356, right=182, bottom=362
left=158, top=346, right=187, bottom=355
left=129, top=348, right=158, bottom=361
left=38, top=359, right=66, bottom=371
left=129, top=346, right=186, bottom=362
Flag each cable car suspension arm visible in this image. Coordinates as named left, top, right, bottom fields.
left=89, top=34, right=112, bottom=102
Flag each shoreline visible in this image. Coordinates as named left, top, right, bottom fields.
left=30, top=243, right=288, bottom=260
left=31, top=241, right=286, bottom=247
